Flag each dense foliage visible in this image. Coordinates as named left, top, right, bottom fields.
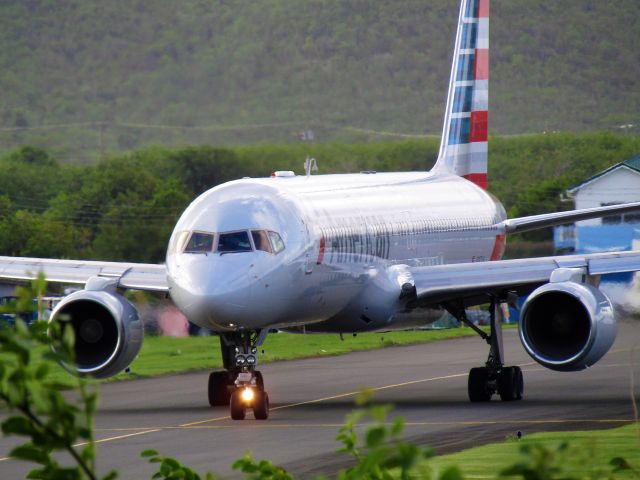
left=1, top=0, right=639, bottom=162
left=0, top=133, right=639, bottom=262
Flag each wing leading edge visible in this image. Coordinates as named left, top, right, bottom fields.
left=500, top=201, right=640, bottom=234
left=0, top=256, right=168, bottom=292
left=409, top=250, right=640, bottom=308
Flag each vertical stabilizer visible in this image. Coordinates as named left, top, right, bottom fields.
left=432, top=0, right=489, bottom=189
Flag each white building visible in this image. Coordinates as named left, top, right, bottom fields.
left=556, top=154, right=640, bottom=311
left=567, top=155, right=640, bottom=226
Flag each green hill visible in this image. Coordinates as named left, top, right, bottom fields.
left=1, top=0, right=639, bottom=162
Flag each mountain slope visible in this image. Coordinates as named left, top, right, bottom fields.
left=1, top=0, right=639, bottom=162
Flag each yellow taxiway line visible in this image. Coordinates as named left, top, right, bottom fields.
left=0, top=358, right=637, bottom=462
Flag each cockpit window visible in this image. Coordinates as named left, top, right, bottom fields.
left=184, top=232, right=215, bottom=253
left=251, top=230, right=273, bottom=253
left=217, top=231, right=253, bottom=253
left=268, top=231, right=285, bottom=254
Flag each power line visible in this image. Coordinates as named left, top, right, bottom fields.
left=0, top=120, right=434, bottom=139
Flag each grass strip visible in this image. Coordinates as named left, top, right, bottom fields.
left=0, top=324, right=511, bottom=384
left=124, top=326, right=499, bottom=379
left=427, top=423, right=640, bottom=479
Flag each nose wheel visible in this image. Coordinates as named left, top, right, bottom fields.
left=208, top=371, right=232, bottom=406
left=211, top=330, right=271, bottom=420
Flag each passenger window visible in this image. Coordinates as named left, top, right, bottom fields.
left=184, top=232, right=215, bottom=253
left=268, top=231, right=285, bottom=254
left=251, top=230, right=273, bottom=253
left=218, top=231, right=253, bottom=253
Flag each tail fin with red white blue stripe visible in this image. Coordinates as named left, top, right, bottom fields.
left=432, top=0, right=489, bottom=189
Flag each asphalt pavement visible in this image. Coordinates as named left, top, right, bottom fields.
left=1, top=321, right=639, bottom=479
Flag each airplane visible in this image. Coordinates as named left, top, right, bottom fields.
left=2, top=0, right=640, bottom=421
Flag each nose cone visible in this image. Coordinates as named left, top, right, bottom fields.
left=165, top=180, right=306, bottom=330
left=169, top=253, right=258, bottom=328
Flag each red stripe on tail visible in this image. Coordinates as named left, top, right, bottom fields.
left=470, top=111, right=488, bottom=142
left=463, top=173, right=488, bottom=190
left=478, top=0, right=490, bottom=18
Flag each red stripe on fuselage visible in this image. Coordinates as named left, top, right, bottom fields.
left=316, top=236, right=325, bottom=264
left=470, top=110, right=488, bottom=142
left=463, top=173, right=488, bottom=190
left=474, top=49, right=489, bottom=80
left=478, top=0, right=490, bottom=18
left=490, top=233, right=506, bottom=260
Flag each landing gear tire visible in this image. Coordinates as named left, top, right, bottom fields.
left=255, top=370, right=265, bottom=391
left=468, top=367, right=492, bottom=402
left=230, top=390, right=246, bottom=420
left=208, top=371, right=232, bottom=406
left=253, top=391, right=270, bottom=420
left=498, top=366, right=523, bottom=402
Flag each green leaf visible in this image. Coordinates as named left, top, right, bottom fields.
left=9, top=444, right=50, bottom=465
left=26, top=467, right=47, bottom=479
left=102, top=470, right=119, bottom=480
left=365, top=426, right=386, bottom=448
left=34, top=363, right=50, bottom=380
left=2, top=416, right=36, bottom=435
left=610, top=457, right=632, bottom=471
left=439, top=465, right=464, bottom=480
left=370, top=405, right=390, bottom=423
left=355, top=389, right=374, bottom=406
left=3, top=337, right=30, bottom=364
left=391, top=416, right=405, bottom=436
left=62, top=325, right=76, bottom=353
left=141, top=449, right=160, bottom=458
left=162, top=457, right=181, bottom=470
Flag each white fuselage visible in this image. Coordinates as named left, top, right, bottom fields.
left=166, top=170, right=507, bottom=333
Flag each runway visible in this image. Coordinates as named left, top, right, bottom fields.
left=1, top=321, right=639, bottom=479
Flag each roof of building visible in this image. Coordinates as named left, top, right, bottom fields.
left=567, top=154, right=640, bottom=194
left=623, top=154, right=640, bottom=172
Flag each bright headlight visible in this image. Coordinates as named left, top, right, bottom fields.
left=241, top=387, right=254, bottom=403
left=236, top=355, right=246, bottom=366
left=246, top=355, right=256, bottom=365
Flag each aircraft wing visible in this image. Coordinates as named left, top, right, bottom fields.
left=500, top=201, right=640, bottom=234
left=0, top=256, right=168, bottom=292
left=409, top=250, right=640, bottom=308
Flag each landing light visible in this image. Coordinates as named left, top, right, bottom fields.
left=241, top=387, right=255, bottom=403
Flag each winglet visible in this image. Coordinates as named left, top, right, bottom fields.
left=432, top=0, right=489, bottom=190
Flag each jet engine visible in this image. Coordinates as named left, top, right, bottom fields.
left=519, top=281, right=616, bottom=372
left=50, top=288, right=142, bottom=378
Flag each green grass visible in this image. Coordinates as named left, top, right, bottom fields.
left=0, top=324, right=511, bottom=385
left=122, top=326, right=497, bottom=380
left=427, top=423, right=640, bottom=479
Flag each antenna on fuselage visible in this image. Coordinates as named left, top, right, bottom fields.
left=304, top=156, right=318, bottom=177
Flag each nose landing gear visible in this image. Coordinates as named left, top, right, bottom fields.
left=208, top=330, right=270, bottom=420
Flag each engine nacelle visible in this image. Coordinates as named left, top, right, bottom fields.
left=50, top=289, right=142, bottom=378
left=519, top=281, right=616, bottom=372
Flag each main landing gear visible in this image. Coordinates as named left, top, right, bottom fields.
left=208, top=330, right=270, bottom=420
left=448, top=297, right=523, bottom=402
